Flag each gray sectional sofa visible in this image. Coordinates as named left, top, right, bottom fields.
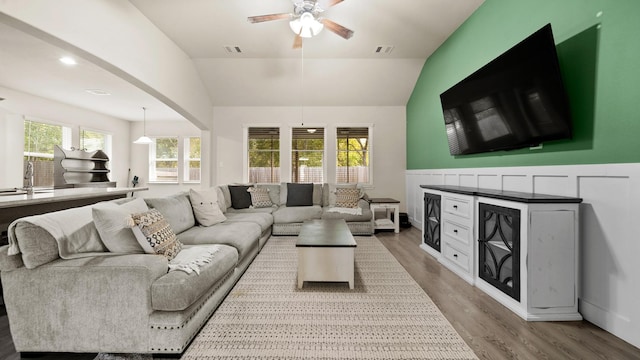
left=0, top=182, right=372, bottom=355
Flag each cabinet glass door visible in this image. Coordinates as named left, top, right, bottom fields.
left=478, top=203, right=520, bottom=301
left=423, top=193, right=441, bottom=252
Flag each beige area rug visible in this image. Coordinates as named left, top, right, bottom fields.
left=180, top=236, right=478, bottom=360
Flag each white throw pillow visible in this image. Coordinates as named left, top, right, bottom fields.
left=92, top=197, right=149, bottom=253
left=189, top=188, right=227, bottom=226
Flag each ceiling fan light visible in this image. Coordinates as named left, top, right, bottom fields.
left=289, top=13, right=323, bottom=38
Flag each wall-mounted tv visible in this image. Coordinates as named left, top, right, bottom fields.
left=439, top=24, right=572, bottom=156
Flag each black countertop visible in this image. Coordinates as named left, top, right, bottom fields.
left=420, top=185, right=583, bottom=204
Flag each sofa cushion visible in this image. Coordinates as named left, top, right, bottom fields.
left=145, top=193, right=195, bottom=234
left=286, top=183, right=313, bottom=207
left=189, top=188, right=226, bottom=226
left=177, top=222, right=261, bottom=261
left=151, top=244, right=238, bottom=311
left=93, top=197, right=149, bottom=254
left=224, top=212, right=274, bottom=232
left=228, top=185, right=253, bottom=209
left=335, top=188, right=361, bottom=208
left=131, top=209, right=183, bottom=261
left=273, top=205, right=322, bottom=223
left=218, top=185, right=232, bottom=211
left=248, top=186, right=273, bottom=208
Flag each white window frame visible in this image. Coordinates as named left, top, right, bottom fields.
left=80, top=127, right=113, bottom=159
left=290, top=125, right=327, bottom=184
left=334, top=124, right=374, bottom=186
left=148, top=136, right=200, bottom=184
left=183, top=136, right=201, bottom=183
left=243, top=124, right=282, bottom=183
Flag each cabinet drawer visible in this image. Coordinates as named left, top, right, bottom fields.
left=443, top=220, right=470, bottom=246
left=443, top=244, right=470, bottom=273
left=443, top=197, right=471, bottom=218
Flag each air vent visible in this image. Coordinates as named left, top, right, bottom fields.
left=224, top=46, right=242, bottom=54
left=374, top=45, right=394, bottom=55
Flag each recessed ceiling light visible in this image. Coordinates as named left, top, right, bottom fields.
left=59, top=56, right=77, bottom=65
left=85, top=89, right=111, bottom=96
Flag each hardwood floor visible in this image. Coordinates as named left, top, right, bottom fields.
left=1, top=227, right=639, bottom=359
left=376, top=227, right=640, bottom=360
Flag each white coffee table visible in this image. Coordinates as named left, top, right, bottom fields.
left=296, top=219, right=357, bottom=289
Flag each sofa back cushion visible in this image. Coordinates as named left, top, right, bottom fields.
left=257, top=183, right=281, bottom=206
left=145, top=193, right=195, bottom=234
left=93, top=197, right=149, bottom=253
left=216, top=186, right=228, bottom=213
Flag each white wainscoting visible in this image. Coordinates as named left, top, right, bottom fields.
left=406, top=163, right=640, bottom=349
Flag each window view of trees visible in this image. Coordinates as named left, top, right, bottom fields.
left=336, top=127, right=370, bottom=183
left=81, top=129, right=109, bottom=153
left=248, top=127, right=280, bottom=183
left=184, top=137, right=201, bottom=182
left=292, top=128, right=324, bottom=183
left=23, top=120, right=67, bottom=187
left=150, top=137, right=178, bottom=182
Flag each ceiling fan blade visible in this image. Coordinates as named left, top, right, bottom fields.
left=320, top=18, right=354, bottom=39
left=293, top=34, right=303, bottom=49
left=247, top=13, right=290, bottom=23
left=325, top=0, right=344, bottom=7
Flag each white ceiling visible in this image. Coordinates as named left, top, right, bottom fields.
left=0, top=0, right=484, bottom=121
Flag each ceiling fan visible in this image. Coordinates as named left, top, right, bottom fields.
left=248, top=0, right=354, bottom=49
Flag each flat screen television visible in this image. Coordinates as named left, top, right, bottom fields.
left=439, top=24, right=572, bottom=156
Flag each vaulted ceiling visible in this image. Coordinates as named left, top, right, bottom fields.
left=0, top=0, right=484, bottom=121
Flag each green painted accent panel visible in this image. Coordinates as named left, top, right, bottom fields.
left=407, top=0, right=640, bottom=170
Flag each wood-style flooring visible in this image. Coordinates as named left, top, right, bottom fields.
left=1, top=226, right=639, bottom=359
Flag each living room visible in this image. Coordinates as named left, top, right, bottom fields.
left=1, top=0, right=640, bottom=359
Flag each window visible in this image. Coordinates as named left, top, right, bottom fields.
left=81, top=129, right=112, bottom=156
left=149, top=137, right=178, bottom=182
left=149, top=136, right=200, bottom=183
left=184, top=137, right=201, bottom=182
left=291, top=127, right=324, bottom=183
left=336, top=127, right=370, bottom=184
left=248, top=127, right=280, bottom=183
left=23, top=119, right=71, bottom=187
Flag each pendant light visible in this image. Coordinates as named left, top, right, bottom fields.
left=133, top=107, right=153, bottom=144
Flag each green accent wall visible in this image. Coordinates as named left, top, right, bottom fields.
left=406, top=0, right=640, bottom=170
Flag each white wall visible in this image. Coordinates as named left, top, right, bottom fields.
left=405, top=163, right=640, bottom=348
left=0, top=86, right=131, bottom=188
left=0, top=0, right=211, bottom=129
left=212, top=106, right=407, bottom=210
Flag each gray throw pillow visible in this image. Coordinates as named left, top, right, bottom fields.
left=286, top=183, right=313, bottom=207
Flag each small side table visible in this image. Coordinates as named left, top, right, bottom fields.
left=369, top=198, right=400, bottom=233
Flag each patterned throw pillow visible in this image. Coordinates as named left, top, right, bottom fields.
left=130, top=209, right=182, bottom=261
left=248, top=187, right=273, bottom=208
left=334, top=188, right=361, bottom=208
